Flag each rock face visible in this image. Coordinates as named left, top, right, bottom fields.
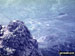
left=0, top=20, right=43, bottom=56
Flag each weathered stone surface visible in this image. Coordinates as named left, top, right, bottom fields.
left=0, top=20, right=43, bottom=56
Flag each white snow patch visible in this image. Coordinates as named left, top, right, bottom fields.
left=13, top=20, right=17, bottom=22
left=5, top=47, right=15, bottom=54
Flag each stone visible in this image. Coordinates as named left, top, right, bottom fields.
left=0, top=20, right=43, bottom=56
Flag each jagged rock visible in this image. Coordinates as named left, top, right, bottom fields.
left=0, top=25, right=2, bottom=30
left=0, top=20, right=43, bottom=56
left=0, top=25, right=4, bottom=36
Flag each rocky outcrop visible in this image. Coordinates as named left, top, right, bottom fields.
left=0, top=20, right=43, bottom=56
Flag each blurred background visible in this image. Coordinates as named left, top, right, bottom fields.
left=0, top=0, right=75, bottom=56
